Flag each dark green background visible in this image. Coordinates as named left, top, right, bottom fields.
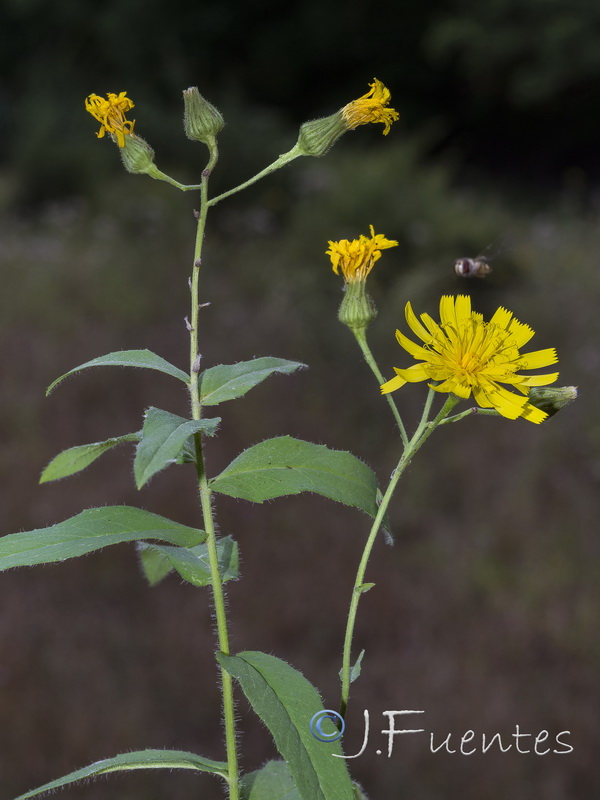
left=0, top=1, right=597, bottom=799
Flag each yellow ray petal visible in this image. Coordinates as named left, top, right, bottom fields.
left=520, top=403, right=548, bottom=424
left=489, top=306, right=513, bottom=330
left=520, top=348, right=558, bottom=369
left=391, top=363, right=430, bottom=383
left=380, top=374, right=407, bottom=394
left=405, top=302, right=434, bottom=343
left=512, top=372, right=560, bottom=387
left=507, top=317, right=535, bottom=347
left=395, top=329, right=431, bottom=360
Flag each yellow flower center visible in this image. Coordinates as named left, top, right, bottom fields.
left=458, top=351, right=481, bottom=373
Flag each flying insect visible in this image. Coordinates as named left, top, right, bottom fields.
left=454, top=255, right=492, bottom=278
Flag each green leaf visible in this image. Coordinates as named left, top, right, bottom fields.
left=138, top=535, right=239, bottom=587
left=14, top=748, right=228, bottom=800
left=218, top=651, right=355, bottom=800
left=241, top=760, right=300, bottom=800
left=134, top=407, right=220, bottom=489
left=211, top=437, right=381, bottom=523
left=346, top=650, right=365, bottom=685
left=199, top=357, right=306, bottom=406
left=136, top=543, right=173, bottom=585
left=46, top=349, right=189, bottom=395
left=40, top=432, right=141, bottom=483
left=0, top=506, right=205, bottom=571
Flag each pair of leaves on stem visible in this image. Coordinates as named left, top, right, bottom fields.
left=41, top=351, right=308, bottom=487
left=15, top=650, right=359, bottom=800
left=13, top=349, right=387, bottom=586
left=32, top=352, right=310, bottom=587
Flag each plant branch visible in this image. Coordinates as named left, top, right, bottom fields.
left=188, top=144, right=239, bottom=800
left=339, top=391, right=459, bottom=719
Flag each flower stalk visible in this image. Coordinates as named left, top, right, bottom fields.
left=352, top=327, right=408, bottom=447
left=340, top=290, right=562, bottom=718
left=339, top=391, right=460, bottom=719
left=208, top=146, right=303, bottom=207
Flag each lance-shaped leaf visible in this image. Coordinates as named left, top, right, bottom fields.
left=134, top=407, right=220, bottom=489
left=241, top=760, right=300, bottom=800
left=199, top=358, right=306, bottom=406
left=211, top=437, right=381, bottom=522
left=218, top=651, right=355, bottom=800
left=47, top=349, right=189, bottom=395
left=14, top=748, right=228, bottom=800
left=40, top=432, right=141, bottom=484
left=0, top=506, right=205, bottom=571
left=138, top=535, right=239, bottom=587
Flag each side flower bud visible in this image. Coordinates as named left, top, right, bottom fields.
left=528, top=386, right=578, bottom=417
left=183, top=87, right=224, bottom=147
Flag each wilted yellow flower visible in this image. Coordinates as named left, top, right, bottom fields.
left=85, top=92, right=135, bottom=148
left=294, top=79, right=398, bottom=156
left=326, top=225, right=398, bottom=283
left=381, top=295, right=559, bottom=423
left=341, top=79, right=399, bottom=136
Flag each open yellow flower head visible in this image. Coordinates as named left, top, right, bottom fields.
left=381, top=295, right=559, bottom=423
left=341, top=79, right=399, bottom=136
left=85, top=91, right=135, bottom=148
left=326, top=225, right=398, bottom=284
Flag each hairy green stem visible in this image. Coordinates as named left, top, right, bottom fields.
left=188, top=145, right=239, bottom=800
left=153, top=171, right=202, bottom=192
left=353, top=328, right=408, bottom=447
left=439, top=406, right=499, bottom=424
left=207, top=144, right=302, bottom=207
left=153, top=140, right=303, bottom=198
left=339, top=391, right=459, bottom=719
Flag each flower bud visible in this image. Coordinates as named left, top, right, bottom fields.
left=183, top=87, right=224, bottom=147
left=528, top=386, right=578, bottom=417
left=118, top=133, right=158, bottom=175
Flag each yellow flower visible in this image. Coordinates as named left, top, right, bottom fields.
left=381, top=295, right=559, bottom=423
left=85, top=92, right=135, bottom=148
left=341, top=79, right=399, bottom=136
left=326, top=225, right=398, bottom=283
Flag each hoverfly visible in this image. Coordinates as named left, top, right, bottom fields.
left=454, top=255, right=492, bottom=278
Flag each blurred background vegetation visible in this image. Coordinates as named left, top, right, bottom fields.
left=0, top=0, right=598, bottom=798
